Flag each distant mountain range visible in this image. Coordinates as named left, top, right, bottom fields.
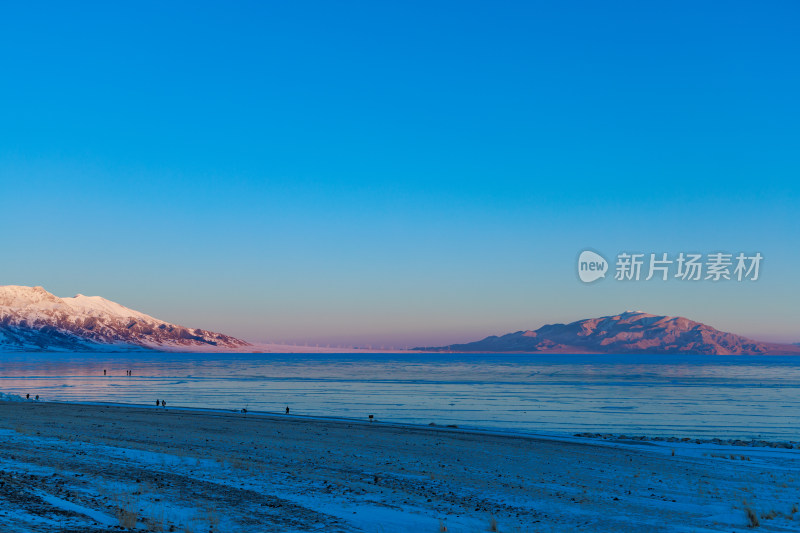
left=2, top=286, right=796, bottom=355
left=417, top=311, right=800, bottom=355
left=0, top=285, right=250, bottom=352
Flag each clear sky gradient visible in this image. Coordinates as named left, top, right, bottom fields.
left=1, top=2, right=798, bottom=346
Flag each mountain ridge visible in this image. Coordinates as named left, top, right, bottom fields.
left=3, top=286, right=796, bottom=355
left=0, top=285, right=250, bottom=352
left=417, top=311, right=800, bottom=355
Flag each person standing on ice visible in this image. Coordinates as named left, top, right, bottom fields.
left=285, top=406, right=290, bottom=415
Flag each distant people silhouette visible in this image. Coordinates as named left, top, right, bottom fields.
left=161, top=400, right=166, bottom=408
left=26, top=393, right=29, bottom=400
left=103, top=369, right=106, bottom=376
left=156, top=399, right=160, bottom=406
left=285, top=406, right=290, bottom=415
left=35, top=395, right=39, bottom=401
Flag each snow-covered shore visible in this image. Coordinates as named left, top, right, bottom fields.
left=0, top=401, right=798, bottom=532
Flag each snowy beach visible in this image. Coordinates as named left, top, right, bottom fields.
left=0, top=400, right=798, bottom=532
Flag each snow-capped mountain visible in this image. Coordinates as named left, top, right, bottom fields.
left=418, top=311, right=800, bottom=355
left=0, top=285, right=250, bottom=352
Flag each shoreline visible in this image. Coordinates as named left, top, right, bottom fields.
left=1, top=400, right=798, bottom=531
left=5, top=393, right=799, bottom=450
left=4, top=348, right=800, bottom=355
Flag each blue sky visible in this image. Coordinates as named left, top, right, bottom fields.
left=1, top=1, right=798, bottom=345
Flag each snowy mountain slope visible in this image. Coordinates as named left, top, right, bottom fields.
left=0, top=285, right=250, bottom=352
left=417, top=311, right=800, bottom=355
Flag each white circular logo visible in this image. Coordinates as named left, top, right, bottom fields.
left=578, top=250, right=607, bottom=283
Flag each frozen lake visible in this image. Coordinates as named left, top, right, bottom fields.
left=1, top=352, right=799, bottom=440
